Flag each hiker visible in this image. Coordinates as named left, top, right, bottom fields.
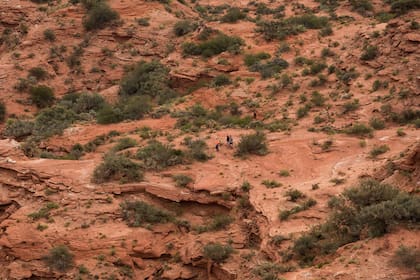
left=253, top=111, right=257, bottom=119
left=215, top=143, right=220, bottom=152
left=226, top=135, right=230, bottom=145
left=228, top=135, right=233, bottom=148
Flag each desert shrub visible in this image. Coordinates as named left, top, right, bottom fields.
left=285, top=189, right=305, bottom=202
left=308, top=62, right=327, bottom=75
left=360, top=45, right=378, bottom=60
left=172, top=174, right=193, bottom=187
left=120, top=60, right=175, bottom=104
left=43, top=29, right=56, bottom=41
left=120, top=200, right=173, bottom=227
left=236, top=131, right=268, bottom=156
left=182, top=34, right=244, bottom=57
left=186, top=139, right=210, bottom=161
left=392, top=245, right=420, bottom=270
left=319, top=26, right=333, bottom=36
left=212, top=74, right=231, bottom=87
left=369, top=117, right=385, bottom=130
left=137, top=17, right=150, bottom=26
left=28, top=202, right=59, bottom=221
left=244, top=52, right=271, bottom=67
left=44, top=245, right=74, bottom=272
left=64, top=92, right=106, bottom=114
left=203, top=243, right=233, bottom=262
left=113, top=137, right=137, bottom=152
left=136, top=140, right=184, bottom=170
left=173, top=20, right=197, bottom=36
left=92, top=153, right=143, bottom=183
left=67, top=143, right=84, bottom=159
left=256, top=14, right=329, bottom=41
left=250, top=58, right=289, bottom=79
left=119, top=95, right=152, bottom=120
left=335, top=67, right=359, bottom=84
left=390, top=109, right=420, bottom=125
left=369, top=144, right=389, bottom=158
left=33, top=106, right=77, bottom=137
left=4, top=119, right=34, bottom=138
left=296, top=104, right=311, bottom=119
left=310, top=91, right=326, bottom=107
left=221, top=7, right=246, bottom=23
left=253, top=262, right=293, bottom=279
left=345, top=123, right=373, bottom=137
left=96, top=104, right=123, bottom=124
left=342, top=99, right=360, bottom=114
left=349, top=0, right=373, bottom=15
left=83, top=2, right=119, bottom=31
left=291, top=179, right=420, bottom=264
left=0, top=102, right=6, bottom=122
left=28, top=67, right=48, bottom=81
left=30, top=85, right=55, bottom=108
left=262, top=180, right=282, bottom=188
left=390, top=0, right=420, bottom=14
left=279, top=198, right=317, bottom=220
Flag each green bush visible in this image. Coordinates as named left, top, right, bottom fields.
left=96, top=104, right=123, bottom=124
left=186, top=139, right=210, bottom=161
left=83, top=2, right=119, bottom=31
left=262, top=180, right=282, bottom=188
left=4, top=119, right=34, bottom=138
left=30, top=85, right=55, bottom=108
left=310, top=91, right=326, bottom=107
left=0, top=102, right=6, bottom=122
left=62, top=92, right=106, bottom=114
left=236, top=132, right=268, bottom=156
left=28, top=67, right=48, bottom=81
left=120, top=60, right=175, bottom=104
left=285, top=189, right=305, bottom=202
left=349, top=0, right=373, bottom=15
left=342, top=99, right=360, bottom=114
left=390, top=0, right=420, bottom=14
left=250, top=58, right=289, bottom=79
left=172, top=174, right=193, bottom=187
left=113, top=137, right=137, bottom=151
left=173, top=20, right=197, bottom=36
left=203, top=243, right=233, bottom=262
left=345, top=123, right=373, bottom=137
left=360, top=45, right=378, bottom=60
left=296, top=104, right=311, bottom=119
left=136, top=140, right=184, bottom=170
left=369, top=117, right=385, bottom=130
left=221, top=7, right=246, bottom=23
left=43, top=29, right=56, bottom=41
left=291, top=179, right=420, bottom=264
left=253, top=262, right=292, bottom=279
left=392, top=245, right=420, bottom=270
left=244, top=52, right=271, bottom=67
left=120, top=200, right=173, bottom=227
left=182, top=34, right=243, bottom=57
left=92, top=153, right=143, bottom=183
left=33, top=106, right=77, bottom=137
left=369, top=144, right=389, bottom=158
left=212, top=74, right=231, bottom=87
left=44, top=245, right=74, bottom=272
left=257, top=14, right=329, bottom=41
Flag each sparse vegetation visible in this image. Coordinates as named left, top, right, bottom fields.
left=120, top=200, right=174, bottom=227
left=291, top=179, right=420, bottom=264
left=30, top=85, right=55, bottom=108
left=236, top=132, right=268, bottom=156
left=221, top=7, right=246, bottom=23
left=360, top=45, right=378, bottom=61
left=173, top=20, right=197, bottom=36
left=172, top=174, right=193, bottom=188
left=203, top=243, right=233, bottom=262
left=369, top=144, right=389, bottom=158
left=182, top=34, right=243, bottom=57
left=92, top=153, right=143, bottom=183
left=44, top=245, right=74, bottom=272
left=43, top=29, right=56, bottom=41
left=136, top=140, right=184, bottom=170
left=83, top=0, right=119, bottom=31
left=392, top=245, right=420, bottom=271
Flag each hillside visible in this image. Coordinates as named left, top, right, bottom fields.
left=0, top=0, right=419, bottom=279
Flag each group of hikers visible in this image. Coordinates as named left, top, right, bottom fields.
left=214, top=111, right=257, bottom=152
left=215, top=135, right=233, bottom=152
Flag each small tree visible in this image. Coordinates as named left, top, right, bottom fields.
left=44, top=245, right=74, bottom=272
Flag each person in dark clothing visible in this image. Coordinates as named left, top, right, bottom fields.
left=228, top=135, right=233, bottom=148
left=253, top=111, right=257, bottom=119
left=215, top=143, right=220, bottom=152
left=226, top=135, right=230, bottom=145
